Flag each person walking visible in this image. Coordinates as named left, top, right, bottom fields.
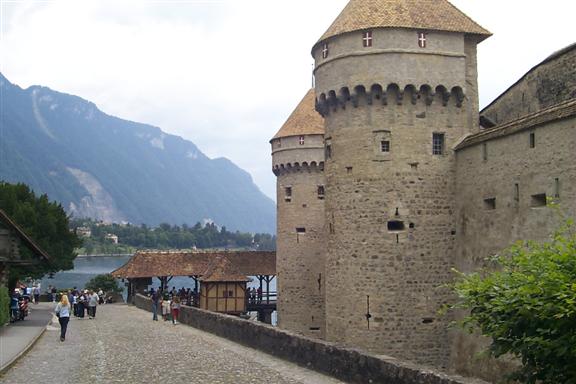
left=171, top=296, right=181, bottom=324
left=151, top=288, right=159, bottom=321
left=88, top=290, right=99, bottom=319
left=33, top=286, right=40, bottom=304
left=55, top=294, right=71, bottom=341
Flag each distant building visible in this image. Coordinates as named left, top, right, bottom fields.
left=75, top=226, right=92, bottom=238
left=104, top=233, right=118, bottom=244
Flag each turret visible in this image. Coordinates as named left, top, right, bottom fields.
left=271, top=89, right=326, bottom=337
left=311, top=0, right=490, bottom=368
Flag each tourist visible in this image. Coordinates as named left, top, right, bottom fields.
left=77, top=292, right=86, bottom=318
left=47, top=285, right=53, bottom=302
left=54, top=294, right=71, bottom=342
left=51, top=286, right=57, bottom=302
left=161, top=294, right=171, bottom=321
left=33, top=286, right=40, bottom=304
left=88, top=290, right=99, bottom=319
left=98, top=288, right=104, bottom=304
left=150, top=288, right=159, bottom=321
left=171, top=296, right=181, bottom=324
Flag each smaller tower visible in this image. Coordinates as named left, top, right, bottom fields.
left=271, top=89, right=326, bottom=337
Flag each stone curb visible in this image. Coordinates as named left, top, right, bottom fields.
left=0, top=315, right=53, bottom=376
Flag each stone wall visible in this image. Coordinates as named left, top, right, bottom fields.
left=481, top=44, right=576, bottom=125
left=134, top=294, right=489, bottom=384
left=451, top=115, right=576, bottom=381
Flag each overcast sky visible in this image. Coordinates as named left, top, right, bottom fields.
left=1, top=0, right=574, bottom=200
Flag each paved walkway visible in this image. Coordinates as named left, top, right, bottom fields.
left=0, top=304, right=344, bottom=384
left=0, top=302, right=54, bottom=372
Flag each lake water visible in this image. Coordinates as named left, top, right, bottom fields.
left=40, top=254, right=277, bottom=303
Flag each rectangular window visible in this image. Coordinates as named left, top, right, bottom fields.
left=322, top=43, right=329, bottom=59
left=325, top=144, right=332, bottom=159
left=432, top=133, right=444, bottom=155
left=299, top=136, right=305, bottom=145
left=317, top=185, right=325, bottom=200
left=514, top=183, right=520, bottom=202
left=529, top=132, right=535, bottom=148
left=284, top=186, right=292, bottom=202
left=362, top=31, right=373, bottom=47
left=531, top=193, right=547, bottom=207
left=418, top=32, right=427, bottom=48
left=380, top=140, right=390, bottom=153
left=482, top=143, right=487, bottom=161
left=484, top=198, right=496, bottom=210
left=554, top=178, right=560, bottom=198
left=296, top=227, right=306, bottom=233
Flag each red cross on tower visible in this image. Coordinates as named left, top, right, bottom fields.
left=418, top=32, right=427, bottom=48
left=362, top=31, right=373, bottom=47
left=322, top=43, right=329, bottom=59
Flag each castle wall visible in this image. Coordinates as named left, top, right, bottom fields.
left=452, top=115, right=576, bottom=380
left=481, top=45, right=576, bottom=125
left=272, top=135, right=326, bottom=338
left=313, top=28, right=478, bottom=369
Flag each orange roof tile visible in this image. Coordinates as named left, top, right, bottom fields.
left=199, top=255, right=250, bottom=282
left=111, top=250, right=275, bottom=279
left=316, top=0, right=491, bottom=44
left=271, top=89, right=324, bottom=141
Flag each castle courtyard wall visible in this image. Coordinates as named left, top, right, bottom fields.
left=452, top=115, right=576, bottom=380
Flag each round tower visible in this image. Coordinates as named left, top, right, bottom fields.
left=312, top=0, right=490, bottom=368
left=271, top=89, right=326, bottom=338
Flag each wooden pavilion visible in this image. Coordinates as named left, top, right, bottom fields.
left=111, top=250, right=276, bottom=319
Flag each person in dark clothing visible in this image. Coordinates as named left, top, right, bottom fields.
left=151, top=289, right=159, bottom=321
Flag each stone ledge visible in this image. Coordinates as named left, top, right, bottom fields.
left=134, top=294, right=490, bottom=384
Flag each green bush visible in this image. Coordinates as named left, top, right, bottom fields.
left=85, top=274, right=122, bottom=294
left=450, top=220, right=576, bottom=383
left=0, top=286, right=9, bottom=326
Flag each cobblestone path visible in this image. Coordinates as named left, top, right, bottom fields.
left=1, top=304, right=344, bottom=384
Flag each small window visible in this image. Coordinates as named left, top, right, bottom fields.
left=276, top=139, right=281, bottom=148
left=299, top=136, right=305, bottom=145
left=380, top=140, right=390, bottom=153
left=362, top=31, right=373, bottom=47
left=482, top=143, right=487, bottom=161
left=432, top=133, right=444, bottom=155
left=325, top=144, right=332, bottom=159
left=418, top=32, right=427, bottom=48
left=317, top=185, right=325, bottom=200
left=296, top=227, right=306, bottom=233
left=284, top=186, right=292, bottom=202
left=529, top=132, right=535, bottom=148
left=554, top=178, right=560, bottom=198
left=387, top=221, right=405, bottom=232
left=531, top=193, right=547, bottom=207
left=484, top=198, right=496, bottom=210
left=322, top=43, right=329, bottom=59
left=514, top=183, right=520, bottom=202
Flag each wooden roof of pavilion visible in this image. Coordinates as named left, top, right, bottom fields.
left=199, top=255, right=251, bottom=283
left=110, top=250, right=276, bottom=279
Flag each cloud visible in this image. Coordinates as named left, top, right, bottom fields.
left=1, top=0, right=574, bottom=200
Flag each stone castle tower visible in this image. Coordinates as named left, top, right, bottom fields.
left=271, top=0, right=491, bottom=369
left=271, top=89, right=327, bottom=337
left=311, top=0, right=490, bottom=368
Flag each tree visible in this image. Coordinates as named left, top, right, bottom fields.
left=449, top=221, right=576, bottom=383
left=0, top=182, right=82, bottom=288
left=85, top=274, right=122, bottom=294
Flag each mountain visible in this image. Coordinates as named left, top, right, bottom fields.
left=0, top=73, right=275, bottom=233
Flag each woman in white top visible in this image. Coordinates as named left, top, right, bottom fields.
left=55, top=294, right=71, bottom=342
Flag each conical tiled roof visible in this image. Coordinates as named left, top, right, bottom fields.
left=317, top=0, right=491, bottom=44
left=271, top=89, right=324, bottom=141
